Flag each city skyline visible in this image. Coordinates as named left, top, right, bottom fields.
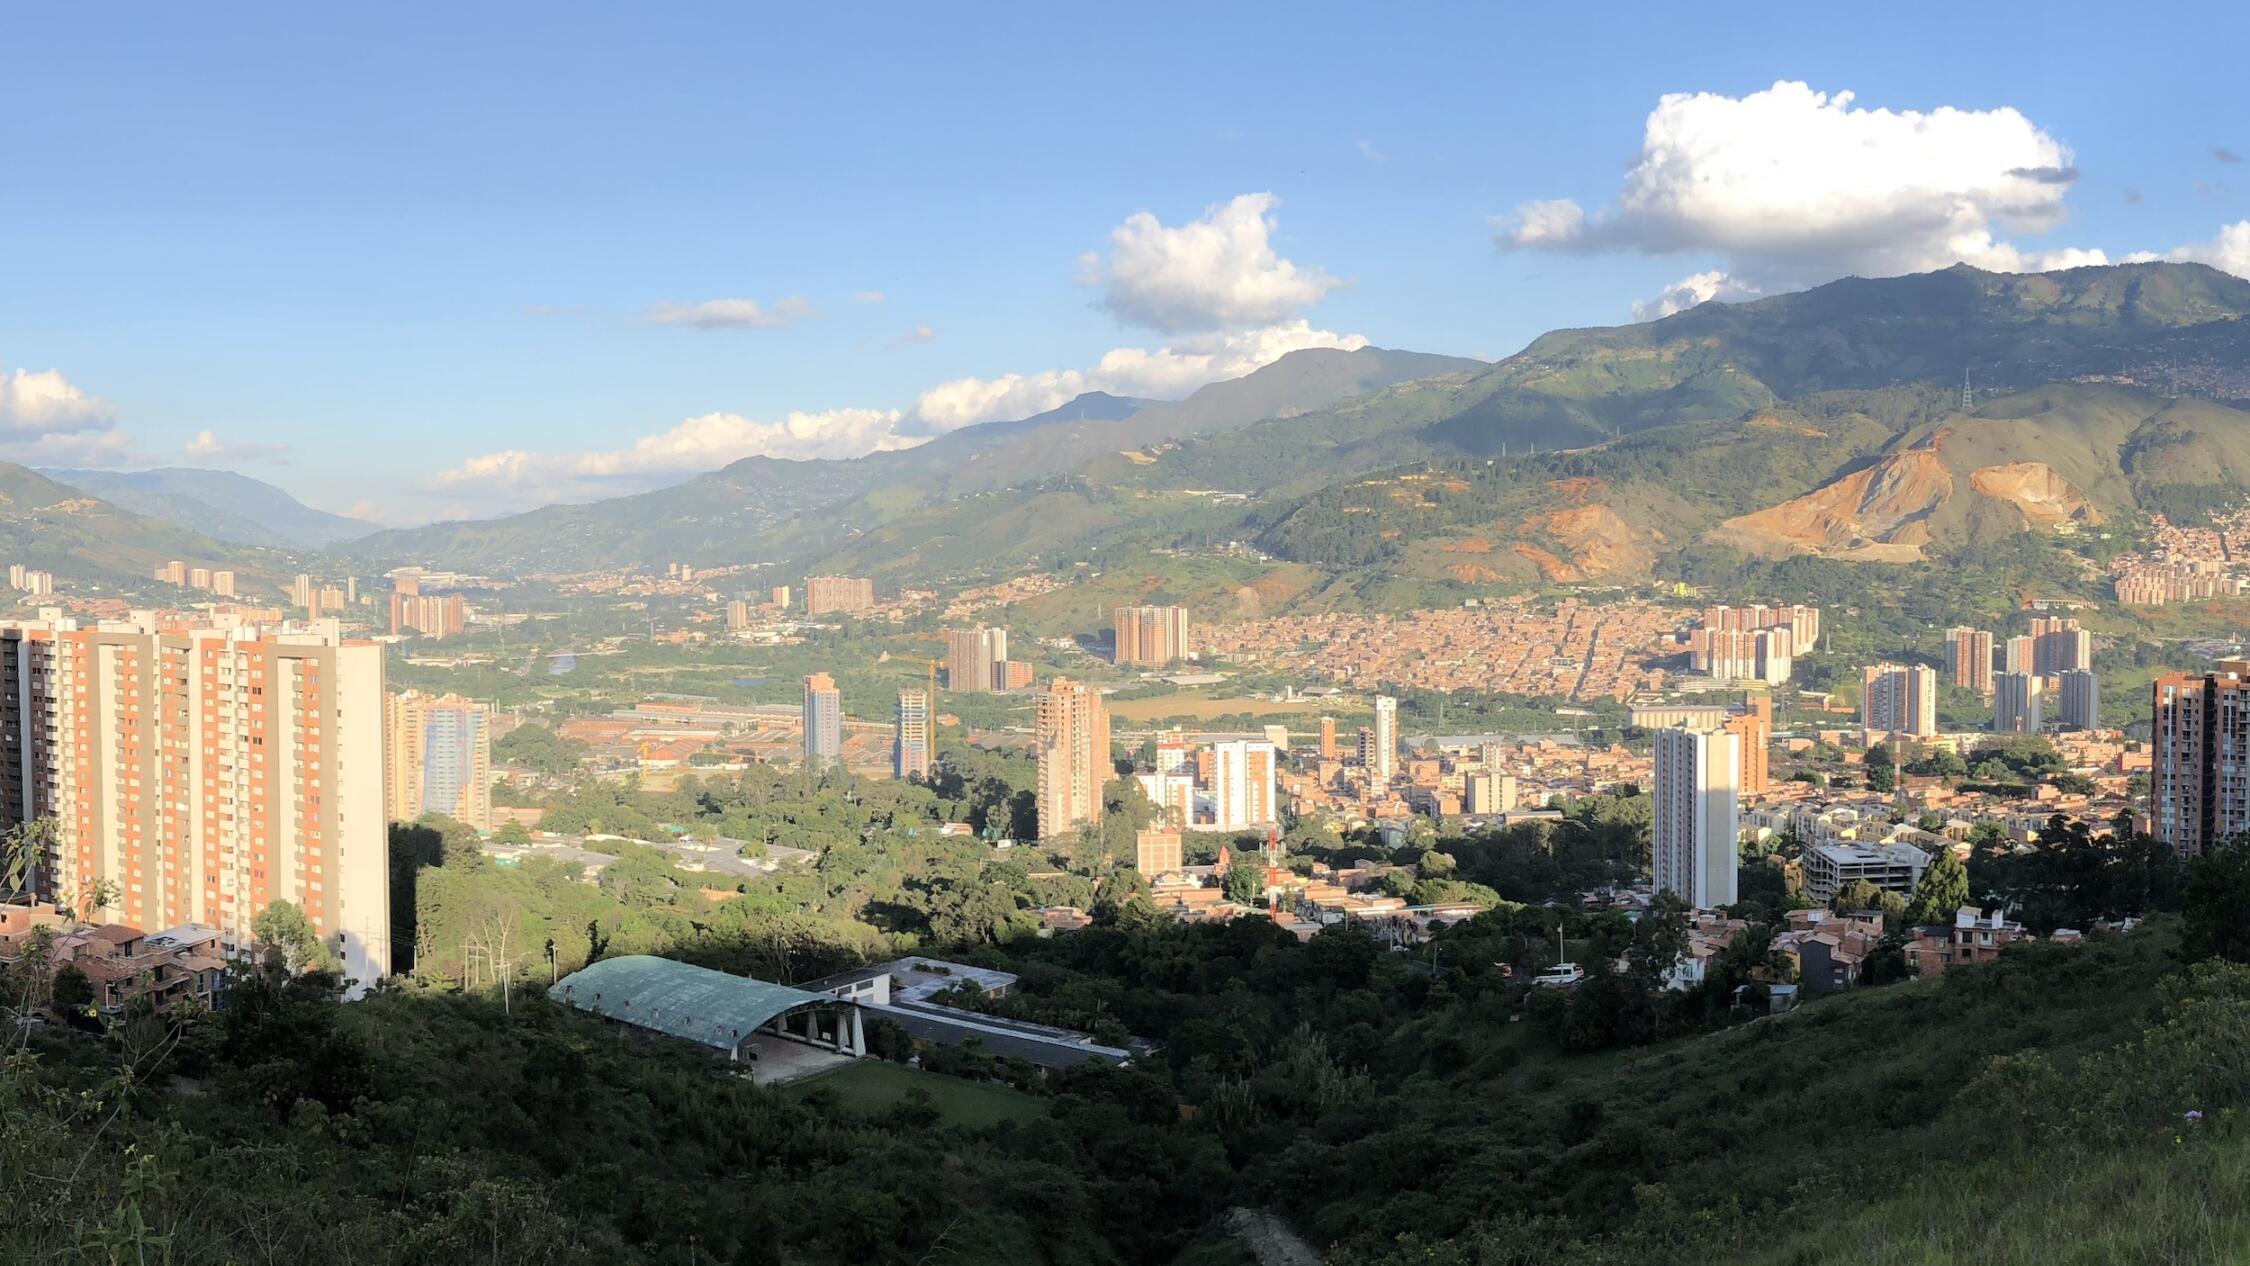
left=2, top=12, right=2243, bottom=1261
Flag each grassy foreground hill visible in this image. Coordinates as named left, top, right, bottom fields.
left=7, top=895, right=2247, bottom=1264
left=1278, top=921, right=2231, bottom=1264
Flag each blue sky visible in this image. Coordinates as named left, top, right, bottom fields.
left=3, top=1, right=2247, bottom=524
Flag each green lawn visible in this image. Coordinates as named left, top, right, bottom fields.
left=784, top=1058, right=1048, bottom=1128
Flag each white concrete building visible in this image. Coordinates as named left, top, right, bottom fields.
left=1210, top=739, right=1277, bottom=830
left=1652, top=726, right=1740, bottom=909
left=1371, top=695, right=1397, bottom=783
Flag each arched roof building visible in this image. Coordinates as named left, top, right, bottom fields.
left=549, top=954, right=864, bottom=1061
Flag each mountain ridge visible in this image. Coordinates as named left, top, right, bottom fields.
left=340, top=346, right=1480, bottom=573
left=338, top=262, right=2250, bottom=593
left=0, top=463, right=279, bottom=586
left=43, top=466, right=379, bottom=550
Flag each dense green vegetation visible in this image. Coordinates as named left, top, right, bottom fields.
left=398, top=748, right=1155, bottom=991
left=1328, top=931, right=2250, bottom=1265
left=0, top=966, right=1223, bottom=1264
left=11, top=887, right=2244, bottom=1263
left=14, top=765, right=2250, bottom=1263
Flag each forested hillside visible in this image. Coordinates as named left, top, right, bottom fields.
left=11, top=742, right=2250, bottom=1263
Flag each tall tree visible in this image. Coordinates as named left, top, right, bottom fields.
left=1830, top=878, right=1884, bottom=914
left=2183, top=839, right=2250, bottom=964
left=1223, top=856, right=1267, bottom=904
left=252, top=899, right=336, bottom=974
left=1906, top=848, right=1971, bottom=925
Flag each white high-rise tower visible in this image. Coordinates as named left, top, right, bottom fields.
left=1652, top=726, right=1740, bottom=909
left=1371, top=695, right=1398, bottom=783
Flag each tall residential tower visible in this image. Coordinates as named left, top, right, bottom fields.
left=803, top=673, right=843, bottom=768
left=0, top=617, right=391, bottom=988
left=1652, top=726, right=1740, bottom=910
left=2153, top=662, right=2250, bottom=857
left=1035, top=677, right=1109, bottom=839
left=1113, top=605, right=1190, bottom=667
left=894, top=688, right=932, bottom=781
left=384, top=690, right=492, bottom=830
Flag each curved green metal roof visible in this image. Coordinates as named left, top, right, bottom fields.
left=548, top=955, right=833, bottom=1051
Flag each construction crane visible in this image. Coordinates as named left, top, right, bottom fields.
left=879, top=650, right=942, bottom=702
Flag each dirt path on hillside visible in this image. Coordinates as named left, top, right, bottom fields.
left=1225, top=1207, right=1323, bottom=1266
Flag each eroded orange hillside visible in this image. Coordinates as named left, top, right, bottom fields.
left=1714, top=448, right=1953, bottom=561
left=1542, top=504, right=1654, bottom=576
left=1967, top=462, right=2100, bottom=526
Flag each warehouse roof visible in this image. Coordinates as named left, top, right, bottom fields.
left=548, top=955, right=835, bottom=1052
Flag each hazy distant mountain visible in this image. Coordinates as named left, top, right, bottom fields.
left=971, top=391, right=1159, bottom=437
left=340, top=346, right=1481, bottom=573
left=43, top=467, right=379, bottom=550
left=0, top=464, right=272, bottom=583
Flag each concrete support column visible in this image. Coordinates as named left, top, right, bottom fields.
left=847, top=1007, right=864, bottom=1057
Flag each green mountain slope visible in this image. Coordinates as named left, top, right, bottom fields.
left=1511, top=260, right=2250, bottom=399
left=346, top=261, right=2250, bottom=594
left=0, top=464, right=277, bottom=584
left=43, top=466, right=378, bottom=549
left=807, top=263, right=2250, bottom=595
left=337, top=455, right=884, bottom=577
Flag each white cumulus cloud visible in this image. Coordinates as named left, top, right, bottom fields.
left=184, top=429, right=289, bottom=463
left=1506, top=199, right=1587, bottom=249
left=646, top=296, right=818, bottom=329
left=427, top=193, right=1367, bottom=512
left=2127, top=220, right=2250, bottom=279
left=434, top=406, right=910, bottom=506
left=1, top=366, right=113, bottom=436
left=906, top=321, right=1367, bottom=434
left=1090, top=192, right=1343, bottom=333
left=1498, top=81, right=2111, bottom=316
left=1631, top=271, right=1764, bottom=322
left=0, top=364, right=133, bottom=466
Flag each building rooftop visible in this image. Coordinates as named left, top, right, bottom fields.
left=1809, top=841, right=1930, bottom=865
left=801, top=955, right=1020, bottom=1004
left=143, top=924, right=221, bottom=953
left=548, top=955, right=834, bottom=1053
